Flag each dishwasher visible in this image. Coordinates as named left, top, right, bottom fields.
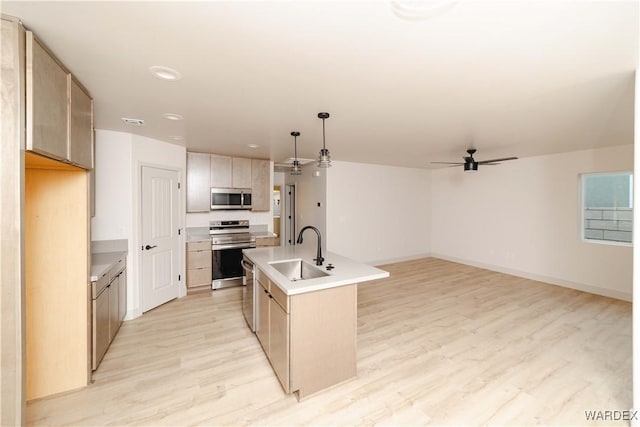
left=241, top=255, right=256, bottom=332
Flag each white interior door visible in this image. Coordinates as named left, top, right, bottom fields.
left=141, top=166, right=180, bottom=312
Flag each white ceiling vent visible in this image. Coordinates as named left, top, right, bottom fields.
left=121, top=117, right=144, bottom=126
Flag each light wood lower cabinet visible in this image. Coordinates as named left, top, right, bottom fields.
left=256, top=280, right=270, bottom=353
left=92, top=256, right=126, bottom=371
left=255, top=267, right=357, bottom=400
left=186, top=240, right=212, bottom=292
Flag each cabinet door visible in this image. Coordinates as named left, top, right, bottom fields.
left=92, top=288, right=110, bottom=370
left=232, top=157, right=252, bottom=188
left=68, top=77, right=93, bottom=169
left=89, top=164, right=96, bottom=217
left=118, top=270, right=127, bottom=322
left=256, top=281, right=270, bottom=353
left=108, top=281, right=120, bottom=340
left=187, top=152, right=211, bottom=212
left=269, top=298, right=290, bottom=392
left=26, top=32, right=68, bottom=161
left=251, top=159, right=271, bottom=211
left=187, top=268, right=212, bottom=288
left=210, top=155, right=232, bottom=188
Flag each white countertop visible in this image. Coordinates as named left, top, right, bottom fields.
left=243, top=246, right=390, bottom=296
left=91, top=251, right=126, bottom=282
left=186, top=227, right=211, bottom=243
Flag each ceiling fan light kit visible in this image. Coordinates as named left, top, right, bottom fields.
left=432, top=148, right=518, bottom=172
left=464, top=161, right=478, bottom=172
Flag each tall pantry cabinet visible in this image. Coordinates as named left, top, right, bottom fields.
left=2, top=14, right=94, bottom=410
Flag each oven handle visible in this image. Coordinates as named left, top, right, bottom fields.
left=241, top=259, right=254, bottom=272
left=212, top=243, right=256, bottom=250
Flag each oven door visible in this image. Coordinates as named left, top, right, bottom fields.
left=212, top=242, right=254, bottom=289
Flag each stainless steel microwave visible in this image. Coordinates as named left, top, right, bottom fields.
left=211, top=188, right=252, bottom=210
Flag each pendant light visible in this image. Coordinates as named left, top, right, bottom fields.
left=317, top=112, right=331, bottom=168
left=290, top=131, right=302, bottom=175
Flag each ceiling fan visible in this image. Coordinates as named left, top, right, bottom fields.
left=431, top=149, right=518, bottom=172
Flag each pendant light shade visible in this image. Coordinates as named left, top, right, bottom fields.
left=290, top=131, right=302, bottom=175
left=317, top=112, right=331, bottom=168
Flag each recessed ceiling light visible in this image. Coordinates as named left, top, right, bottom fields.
left=162, top=113, right=183, bottom=121
left=149, top=65, right=181, bottom=81
left=170, top=136, right=184, bottom=141
left=248, top=144, right=259, bottom=148
left=121, top=117, right=144, bottom=126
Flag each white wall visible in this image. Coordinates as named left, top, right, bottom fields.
left=431, top=145, right=633, bottom=301
left=286, top=163, right=328, bottom=255
left=326, top=161, right=431, bottom=265
left=91, top=131, right=133, bottom=241
left=92, top=130, right=187, bottom=320
left=185, top=162, right=274, bottom=229
left=633, top=68, right=639, bottom=415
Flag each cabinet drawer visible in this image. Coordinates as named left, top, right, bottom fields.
left=187, top=240, right=211, bottom=251
left=187, top=249, right=211, bottom=269
left=111, top=256, right=126, bottom=278
left=256, top=274, right=269, bottom=293
left=187, top=268, right=212, bottom=288
left=270, top=282, right=289, bottom=313
left=92, top=271, right=109, bottom=298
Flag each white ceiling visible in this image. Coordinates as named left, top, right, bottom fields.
left=2, top=1, right=637, bottom=168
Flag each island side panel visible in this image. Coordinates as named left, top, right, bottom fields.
left=289, top=284, right=357, bottom=399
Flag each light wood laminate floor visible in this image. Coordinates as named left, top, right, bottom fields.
left=27, top=258, right=631, bottom=426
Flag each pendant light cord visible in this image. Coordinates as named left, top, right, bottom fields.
left=322, top=118, right=326, bottom=150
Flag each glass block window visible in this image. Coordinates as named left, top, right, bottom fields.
left=582, top=172, right=633, bottom=244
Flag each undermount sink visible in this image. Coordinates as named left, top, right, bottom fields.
left=269, top=259, right=330, bottom=281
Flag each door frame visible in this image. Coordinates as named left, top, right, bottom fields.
left=134, top=161, right=185, bottom=318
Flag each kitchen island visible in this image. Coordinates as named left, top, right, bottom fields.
left=243, top=246, right=389, bottom=400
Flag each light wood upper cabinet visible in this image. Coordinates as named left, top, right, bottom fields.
left=69, top=77, right=93, bottom=169
left=26, top=31, right=94, bottom=170
left=232, top=157, right=252, bottom=188
left=187, top=153, right=211, bottom=212
left=251, top=159, right=271, bottom=212
left=26, top=32, right=68, bottom=162
left=211, top=155, right=253, bottom=189
left=210, top=155, right=232, bottom=188
left=187, top=152, right=271, bottom=212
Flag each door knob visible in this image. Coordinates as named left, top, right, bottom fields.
left=145, top=245, right=157, bottom=250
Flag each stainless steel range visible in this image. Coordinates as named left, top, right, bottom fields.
left=210, top=220, right=256, bottom=290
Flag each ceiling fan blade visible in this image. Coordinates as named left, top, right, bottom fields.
left=477, top=156, right=518, bottom=164
left=431, top=161, right=465, bottom=165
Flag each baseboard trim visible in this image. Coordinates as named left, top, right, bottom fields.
left=368, top=252, right=433, bottom=267
left=431, top=253, right=632, bottom=302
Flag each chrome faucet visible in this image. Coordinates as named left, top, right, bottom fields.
left=296, top=226, right=324, bottom=266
